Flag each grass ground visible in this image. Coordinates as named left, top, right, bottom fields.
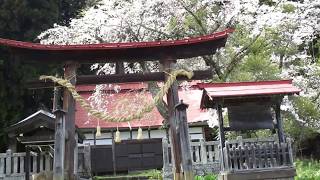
left=295, top=159, right=320, bottom=180
left=93, top=169, right=162, bottom=180
left=93, top=159, right=320, bottom=180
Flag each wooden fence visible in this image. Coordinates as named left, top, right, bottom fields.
left=90, top=139, right=163, bottom=175
left=223, top=137, right=294, bottom=171
left=0, top=149, right=53, bottom=180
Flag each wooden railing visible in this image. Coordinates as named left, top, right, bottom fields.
left=0, top=144, right=91, bottom=179
left=162, top=136, right=294, bottom=172
left=0, top=149, right=53, bottom=179
left=223, top=137, right=294, bottom=171
left=190, top=140, right=220, bottom=164
left=162, top=138, right=220, bottom=168
left=225, top=136, right=277, bottom=148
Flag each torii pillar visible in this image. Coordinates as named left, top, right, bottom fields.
left=63, top=62, right=78, bottom=180
left=162, top=60, right=183, bottom=180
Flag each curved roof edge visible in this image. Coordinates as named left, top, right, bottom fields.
left=0, top=28, right=234, bottom=63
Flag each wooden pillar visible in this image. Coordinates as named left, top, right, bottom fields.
left=93, top=131, right=96, bottom=146
left=275, top=101, right=285, bottom=143
left=74, top=133, right=78, bottom=178
left=53, top=74, right=62, bottom=110
left=83, top=143, right=91, bottom=176
left=162, top=137, right=170, bottom=171
left=52, top=71, right=64, bottom=180
left=216, top=102, right=225, bottom=171
left=148, top=128, right=151, bottom=139
left=111, top=130, right=116, bottom=175
left=162, top=60, right=182, bottom=180
left=130, top=130, right=133, bottom=140
left=25, top=146, right=30, bottom=180
left=36, top=150, right=40, bottom=173
left=6, top=149, right=12, bottom=176
left=200, top=138, right=208, bottom=164
left=53, top=110, right=66, bottom=180
left=115, top=62, right=125, bottom=74
left=175, top=100, right=193, bottom=180
left=8, top=138, right=17, bottom=153
left=63, top=62, right=78, bottom=180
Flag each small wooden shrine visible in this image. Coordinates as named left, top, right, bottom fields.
left=7, top=110, right=84, bottom=151
left=6, top=110, right=84, bottom=180
left=7, top=110, right=56, bottom=152
left=200, top=80, right=300, bottom=180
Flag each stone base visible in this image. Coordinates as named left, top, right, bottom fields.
left=218, top=167, right=296, bottom=180
left=163, top=163, right=220, bottom=180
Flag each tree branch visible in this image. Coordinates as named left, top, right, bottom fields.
left=179, top=0, right=207, bottom=35
left=138, top=23, right=173, bottom=39
left=139, top=62, right=169, bottom=121
left=148, top=81, right=169, bottom=121
left=202, top=55, right=223, bottom=80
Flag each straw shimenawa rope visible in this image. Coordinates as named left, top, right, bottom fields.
left=40, top=69, right=193, bottom=122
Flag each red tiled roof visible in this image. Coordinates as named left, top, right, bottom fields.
left=200, top=80, right=300, bottom=98
left=75, top=83, right=209, bottom=129
left=0, top=29, right=234, bottom=62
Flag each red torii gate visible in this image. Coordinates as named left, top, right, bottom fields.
left=0, top=28, right=233, bottom=180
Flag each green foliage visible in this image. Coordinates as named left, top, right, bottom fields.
left=259, top=0, right=276, bottom=6
left=283, top=114, right=317, bottom=143
left=259, top=0, right=277, bottom=6
left=282, top=96, right=320, bottom=150
left=282, top=4, right=296, bottom=13
left=60, top=0, right=100, bottom=25
left=0, top=0, right=58, bottom=40
left=308, top=37, right=320, bottom=62
left=0, top=0, right=90, bottom=40
left=295, top=159, right=320, bottom=180
left=292, top=96, right=320, bottom=129
left=0, top=0, right=88, bottom=151
left=147, top=169, right=163, bottom=180
left=224, top=24, right=301, bottom=81
left=183, top=7, right=208, bottom=35
left=228, top=27, right=280, bottom=82
left=221, top=24, right=320, bottom=147
left=229, top=55, right=280, bottom=82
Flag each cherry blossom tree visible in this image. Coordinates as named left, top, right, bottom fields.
left=38, top=0, right=320, bottom=132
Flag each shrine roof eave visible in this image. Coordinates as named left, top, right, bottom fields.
left=0, top=28, right=233, bottom=63
left=199, top=80, right=301, bottom=108
left=6, top=110, right=55, bottom=137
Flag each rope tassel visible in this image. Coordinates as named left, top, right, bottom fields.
left=96, top=125, right=101, bottom=137
left=39, top=70, right=193, bottom=122
left=115, top=129, right=121, bottom=143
